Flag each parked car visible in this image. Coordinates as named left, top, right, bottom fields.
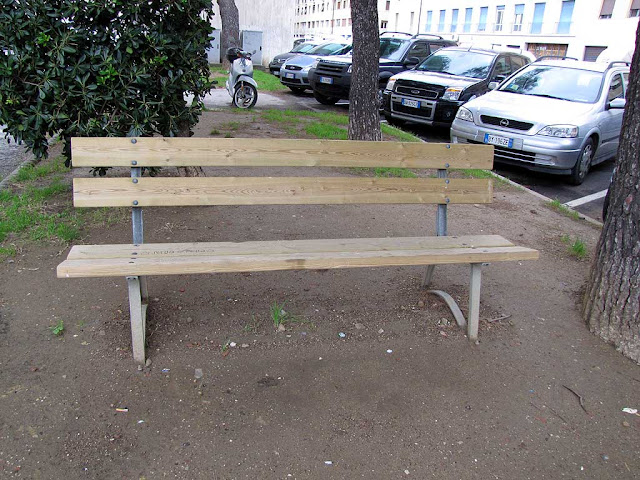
left=269, top=41, right=320, bottom=76
left=279, top=41, right=352, bottom=93
left=382, top=46, right=532, bottom=127
left=450, top=58, right=630, bottom=185
left=308, top=32, right=457, bottom=105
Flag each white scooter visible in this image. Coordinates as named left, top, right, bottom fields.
left=225, top=47, right=258, bottom=109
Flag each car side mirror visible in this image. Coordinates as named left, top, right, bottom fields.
left=608, top=98, right=626, bottom=109
left=404, top=56, right=420, bottom=67
left=488, top=81, right=500, bottom=90
left=492, top=75, right=506, bottom=83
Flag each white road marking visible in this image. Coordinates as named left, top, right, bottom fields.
left=564, top=189, right=609, bottom=208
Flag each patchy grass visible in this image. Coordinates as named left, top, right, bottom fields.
left=561, top=234, right=588, bottom=259
left=210, top=128, right=221, bottom=136
left=14, top=158, right=66, bottom=183
left=209, top=66, right=287, bottom=92
left=221, top=121, right=242, bottom=131
left=259, top=109, right=421, bottom=177
left=547, top=199, right=581, bottom=221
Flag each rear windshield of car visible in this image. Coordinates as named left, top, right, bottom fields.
left=379, top=38, right=409, bottom=61
left=291, top=43, right=317, bottom=53
left=500, top=66, right=604, bottom=103
left=308, top=43, right=349, bottom=55
left=416, top=50, right=495, bottom=79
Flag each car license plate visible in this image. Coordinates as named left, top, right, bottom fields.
left=320, top=76, right=333, bottom=84
left=285, top=73, right=295, bottom=79
left=484, top=133, right=513, bottom=148
left=401, top=98, right=420, bottom=108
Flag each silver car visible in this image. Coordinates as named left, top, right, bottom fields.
left=450, top=58, right=629, bottom=184
left=279, top=41, right=352, bottom=93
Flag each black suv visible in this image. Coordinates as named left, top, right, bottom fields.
left=382, top=46, right=531, bottom=127
left=308, top=33, right=457, bottom=105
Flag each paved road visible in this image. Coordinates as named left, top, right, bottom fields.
left=0, top=126, right=29, bottom=182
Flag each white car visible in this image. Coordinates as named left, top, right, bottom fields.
left=450, top=58, right=629, bottom=184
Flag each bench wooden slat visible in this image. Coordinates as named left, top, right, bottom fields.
left=71, top=137, right=494, bottom=170
left=73, top=177, right=493, bottom=207
left=65, top=235, right=517, bottom=260
left=57, top=239, right=538, bottom=278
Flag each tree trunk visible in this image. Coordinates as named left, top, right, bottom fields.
left=583, top=22, right=640, bottom=362
left=218, top=0, right=240, bottom=68
left=348, top=0, right=381, bottom=141
left=176, top=114, right=205, bottom=177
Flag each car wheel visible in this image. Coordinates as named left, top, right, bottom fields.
left=568, top=138, right=594, bottom=185
left=313, top=91, right=339, bottom=105
left=288, top=86, right=306, bottom=95
left=377, top=88, right=385, bottom=111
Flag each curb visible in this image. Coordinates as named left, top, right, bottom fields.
left=0, top=153, right=38, bottom=191
left=489, top=171, right=604, bottom=228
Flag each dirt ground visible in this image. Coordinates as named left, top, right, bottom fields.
left=1, top=110, right=639, bottom=480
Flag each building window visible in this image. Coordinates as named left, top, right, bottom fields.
left=478, top=6, right=488, bottom=32
left=531, top=2, right=545, bottom=34
left=438, top=9, right=446, bottom=32
left=450, top=9, right=459, bottom=32
left=600, top=0, right=616, bottom=18
left=464, top=8, right=473, bottom=33
left=527, top=42, right=568, bottom=58
left=630, top=0, right=640, bottom=17
left=425, top=10, right=433, bottom=31
left=386, top=0, right=390, bottom=10
left=557, top=0, right=574, bottom=34
left=494, top=5, right=505, bottom=31
left=584, top=45, right=607, bottom=61
left=513, top=4, right=524, bottom=31
left=410, top=12, right=415, bottom=31
left=381, top=20, right=388, bottom=29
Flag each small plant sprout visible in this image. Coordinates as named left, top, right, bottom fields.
left=270, top=301, right=287, bottom=328
left=561, top=234, right=588, bottom=259
left=221, top=339, right=231, bottom=353
left=50, top=319, right=64, bottom=336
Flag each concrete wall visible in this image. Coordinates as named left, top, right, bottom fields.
left=212, top=0, right=296, bottom=66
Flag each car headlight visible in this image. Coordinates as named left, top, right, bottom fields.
left=455, top=107, right=474, bottom=122
left=537, top=125, right=578, bottom=138
left=347, top=65, right=352, bottom=74
left=386, top=76, right=398, bottom=91
left=442, top=88, right=463, bottom=101
left=310, top=59, right=320, bottom=69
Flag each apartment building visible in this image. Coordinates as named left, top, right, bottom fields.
left=293, top=0, right=425, bottom=39
left=421, top=0, right=639, bottom=60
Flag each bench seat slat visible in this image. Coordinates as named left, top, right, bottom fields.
left=73, top=177, right=493, bottom=207
left=71, top=137, right=494, bottom=170
left=57, top=237, right=539, bottom=278
left=65, top=235, right=517, bottom=260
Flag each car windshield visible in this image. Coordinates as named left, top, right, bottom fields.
left=291, top=43, right=317, bottom=53
left=500, top=66, right=604, bottom=103
left=308, top=43, right=350, bottom=55
left=379, top=38, right=409, bottom=61
left=416, top=50, right=495, bottom=79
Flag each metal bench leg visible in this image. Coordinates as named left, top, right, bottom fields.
left=468, top=263, right=482, bottom=341
left=127, top=276, right=147, bottom=364
left=422, top=265, right=436, bottom=287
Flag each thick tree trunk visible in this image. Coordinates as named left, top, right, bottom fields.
left=218, top=0, right=240, bottom=68
left=176, top=115, right=205, bottom=177
left=583, top=22, right=640, bottom=362
left=348, top=0, right=381, bottom=141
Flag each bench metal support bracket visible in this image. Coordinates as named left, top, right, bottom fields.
left=427, top=263, right=482, bottom=341
left=422, top=167, right=448, bottom=287
left=127, top=275, right=147, bottom=364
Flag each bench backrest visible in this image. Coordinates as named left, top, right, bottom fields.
left=71, top=137, right=494, bottom=208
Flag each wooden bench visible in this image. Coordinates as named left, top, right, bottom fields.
left=57, top=137, right=539, bottom=364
